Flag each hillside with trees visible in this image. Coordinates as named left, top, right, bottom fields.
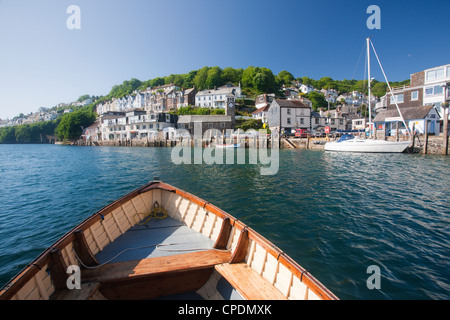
left=1, top=65, right=409, bottom=143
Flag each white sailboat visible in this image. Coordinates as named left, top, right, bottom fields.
left=324, top=38, right=412, bottom=153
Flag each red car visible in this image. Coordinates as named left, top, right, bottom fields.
left=295, top=129, right=308, bottom=138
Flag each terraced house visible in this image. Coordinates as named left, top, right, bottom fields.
left=96, top=84, right=196, bottom=115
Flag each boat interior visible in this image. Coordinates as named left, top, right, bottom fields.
left=0, top=181, right=337, bottom=301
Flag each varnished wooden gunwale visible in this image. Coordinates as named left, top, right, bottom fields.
left=0, top=182, right=154, bottom=300
left=0, top=180, right=338, bottom=300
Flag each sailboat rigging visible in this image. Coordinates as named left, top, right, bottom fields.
left=324, top=37, right=411, bottom=153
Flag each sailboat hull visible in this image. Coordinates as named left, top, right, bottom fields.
left=324, top=139, right=410, bottom=153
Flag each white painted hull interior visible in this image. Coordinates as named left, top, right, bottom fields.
left=0, top=181, right=338, bottom=301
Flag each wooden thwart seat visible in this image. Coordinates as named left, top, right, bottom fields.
left=52, top=282, right=103, bottom=300
left=81, top=249, right=231, bottom=284
left=215, top=263, right=288, bottom=300
left=53, top=249, right=231, bottom=300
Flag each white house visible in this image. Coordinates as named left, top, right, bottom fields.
left=299, top=84, right=315, bottom=94
left=267, top=99, right=311, bottom=133
left=195, top=83, right=242, bottom=108
left=100, top=111, right=177, bottom=141
left=423, top=64, right=450, bottom=119
left=252, top=105, right=270, bottom=124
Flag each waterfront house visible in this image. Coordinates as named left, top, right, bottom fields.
left=100, top=110, right=177, bottom=141
left=83, top=120, right=101, bottom=142
left=373, top=105, right=440, bottom=136
left=311, top=109, right=347, bottom=133
left=267, top=99, right=312, bottom=134
left=351, top=118, right=368, bottom=132
left=423, top=64, right=450, bottom=119
left=375, top=64, right=449, bottom=124
left=100, top=112, right=126, bottom=141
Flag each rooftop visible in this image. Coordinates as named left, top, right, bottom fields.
left=373, top=105, right=436, bottom=122
left=273, top=99, right=311, bottom=108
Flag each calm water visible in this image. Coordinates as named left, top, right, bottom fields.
left=0, top=144, right=449, bottom=300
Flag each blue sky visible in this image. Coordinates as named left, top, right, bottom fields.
left=0, top=0, right=449, bottom=119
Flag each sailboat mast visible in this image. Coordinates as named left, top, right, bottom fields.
left=367, top=37, right=372, bottom=139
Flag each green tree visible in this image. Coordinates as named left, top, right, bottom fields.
left=306, top=91, right=328, bottom=111
left=241, top=66, right=257, bottom=88
left=77, top=94, right=91, bottom=102
left=236, top=119, right=264, bottom=131
left=252, top=72, right=268, bottom=92
left=193, top=66, right=209, bottom=90
left=222, top=67, right=242, bottom=84
left=0, top=126, right=16, bottom=144
left=55, top=107, right=96, bottom=141
left=181, top=70, right=197, bottom=88
left=15, top=124, right=32, bottom=143
left=317, top=77, right=335, bottom=89
left=151, top=77, right=165, bottom=87
left=372, top=82, right=388, bottom=97
left=277, top=70, right=295, bottom=86
left=205, top=66, right=222, bottom=89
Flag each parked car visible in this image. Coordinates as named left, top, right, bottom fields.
left=295, top=129, right=309, bottom=138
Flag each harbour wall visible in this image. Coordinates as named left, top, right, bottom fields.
left=77, top=134, right=448, bottom=155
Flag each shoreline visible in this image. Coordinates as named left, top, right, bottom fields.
left=1, top=134, right=448, bottom=154
left=74, top=133, right=448, bottom=154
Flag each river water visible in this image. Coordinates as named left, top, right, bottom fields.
left=0, top=144, right=448, bottom=300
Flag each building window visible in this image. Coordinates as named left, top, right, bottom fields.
left=427, top=68, right=445, bottom=81
left=287, top=108, right=291, bottom=115
left=390, top=94, right=404, bottom=104
left=300, top=118, right=304, bottom=124
left=436, top=68, right=445, bottom=79
left=287, top=118, right=291, bottom=124
left=411, top=91, right=419, bottom=101
left=434, top=85, right=443, bottom=95
left=315, top=118, right=319, bottom=124
left=425, top=85, right=444, bottom=96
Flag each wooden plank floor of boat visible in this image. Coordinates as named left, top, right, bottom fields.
left=54, top=216, right=228, bottom=300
